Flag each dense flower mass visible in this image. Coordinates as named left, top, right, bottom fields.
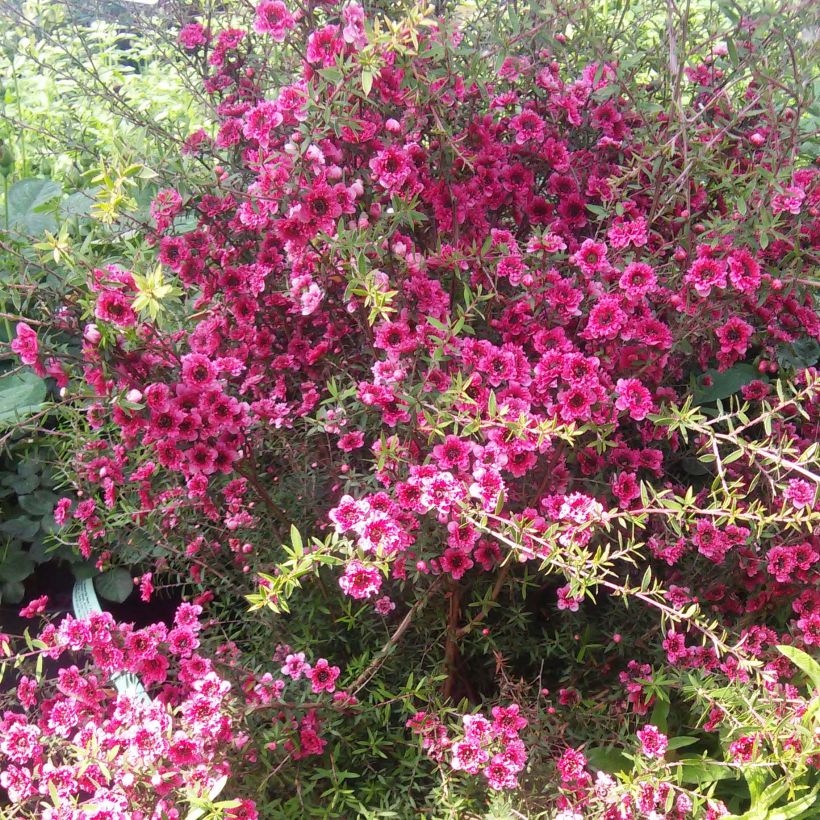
left=0, top=607, right=250, bottom=817
left=3, top=0, right=819, bottom=817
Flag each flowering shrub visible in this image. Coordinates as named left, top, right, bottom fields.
left=2, top=0, right=819, bottom=816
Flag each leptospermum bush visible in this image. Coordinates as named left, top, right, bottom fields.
left=2, top=0, right=819, bottom=816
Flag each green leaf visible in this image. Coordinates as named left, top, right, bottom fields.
left=694, top=364, right=758, bottom=405
left=59, top=189, right=96, bottom=218
left=666, top=736, right=699, bottom=751
left=18, top=490, right=57, bottom=517
left=650, top=697, right=670, bottom=731
left=4, top=178, right=62, bottom=236
left=767, top=790, right=817, bottom=820
left=0, top=580, right=25, bottom=605
left=777, top=644, right=820, bottom=690
left=585, top=746, right=630, bottom=774
left=0, top=371, right=48, bottom=422
left=0, top=550, right=35, bottom=582
left=94, top=568, right=134, bottom=603
left=742, top=764, right=769, bottom=803
left=3, top=473, right=39, bottom=494
left=0, top=516, right=40, bottom=539
left=776, top=339, right=820, bottom=370
left=677, top=758, right=736, bottom=785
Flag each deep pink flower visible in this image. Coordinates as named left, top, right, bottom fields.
left=305, top=25, right=343, bottom=66
left=95, top=289, right=136, bottom=327
left=308, top=658, right=341, bottom=693
left=636, top=724, right=668, bottom=758
left=450, top=739, right=488, bottom=774
left=784, top=478, right=815, bottom=510
left=178, top=22, right=210, bottom=49
left=19, top=595, right=49, bottom=619
left=615, top=377, right=654, bottom=421
left=716, top=316, right=753, bottom=356
left=338, top=560, right=382, bottom=599
left=254, top=1, right=295, bottom=42
left=181, top=353, right=218, bottom=387
left=685, top=255, right=727, bottom=297
left=10, top=322, right=39, bottom=367
left=369, top=146, right=413, bottom=193
left=439, top=547, right=474, bottom=580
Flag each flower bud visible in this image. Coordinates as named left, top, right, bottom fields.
left=83, top=323, right=102, bottom=344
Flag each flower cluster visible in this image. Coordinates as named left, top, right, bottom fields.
left=0, top=606, right=251, bottom=818
left=5, top=0, right=820, bottom=815
left=410, top=704, right=528, bottom=791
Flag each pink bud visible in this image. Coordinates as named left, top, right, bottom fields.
left=83, top=323, right=102, bottom=344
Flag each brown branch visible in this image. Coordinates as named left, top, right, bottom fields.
left=350, top=577, right=442, bottom=696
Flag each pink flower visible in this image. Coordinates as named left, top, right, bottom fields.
left=369, top=146, right=413, bottom=193
left=571, top=238, right=609, bottom=276
left=728, top=734, right=760, bottom=763
left=771, top=186, right=805, bottom=215
left=716, top=316, right=753, bottom=356
left=727, top=249, right=761, bottom=294
left=254, top=1, right=295, bottom=42
left=693, top=519, right=731, bottom=564
left=685, top=255, right=727, bottom=297
left=439, top=547, right=474, bottom=580
left=95, top=289, right=136, bottom=327
left=374, top=596, right=396, bottom=615
left=181, top=353, right=218, bottom=387
left=281, top=652, right=311, bottom=680
left=10, top=322, right=39, bottom=367
left=168, top=626, right=200, bottom=657
left=450, top=739, right=488, bottom=774
left=306, top=25, right=343, bottom=66
left=483, top=754, right=519, bottom=790
left=615, top=378, right=654, bottom=421
left=337, top=430, right=365, bottom=451
left=491, top=704, right=528, bottom=738
left=338, top=560, right=382, bottom=599
left=556, top=584, right=581, bottom=612
left=54, top=497, right=72, bottom=526
left=636, top=724, right=668, bottom=758
left=432, top=435, right=472, bottom=472
left=178, top=23, right=210, bottom=49
left=308, top=658, right=341, bottom=693
left=19, top=595, right=48, bottom=619
left=784, top=478, right=815, bottom=510
left=510, top=109, right=545, bottom=145
left=342, top=2, right=368, bottom=49
left=619, top=262, right=657, bottom=299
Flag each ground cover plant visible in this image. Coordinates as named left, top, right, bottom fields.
left=0, top=0, right=818, bottom=817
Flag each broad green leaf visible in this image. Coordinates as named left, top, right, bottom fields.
left=0, top=550, right=35, bottom=582
left=585, top=746, right=630, bottom=774
left=777, top=644, right=820, bottom=690
left=677, top=758, right=736, bottom=785
left=666, top=736, right=699, bottom=751
left=18, top=489, right=57, bottom=516
left=0, top=516, right=40, bottom=539
left=4, top=178, right=62, bottom=236
left=767, top=790, right=818, bottom=820
left=0, top=580, right=26, bottom=605
left=694, top=364, right=759, bottom=405
left=0, top=371, right=48, bottom=422
left=94, top=568, right=134, bottom=603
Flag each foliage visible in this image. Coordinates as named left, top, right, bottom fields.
left=0, top=0, right=819, bottom=818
